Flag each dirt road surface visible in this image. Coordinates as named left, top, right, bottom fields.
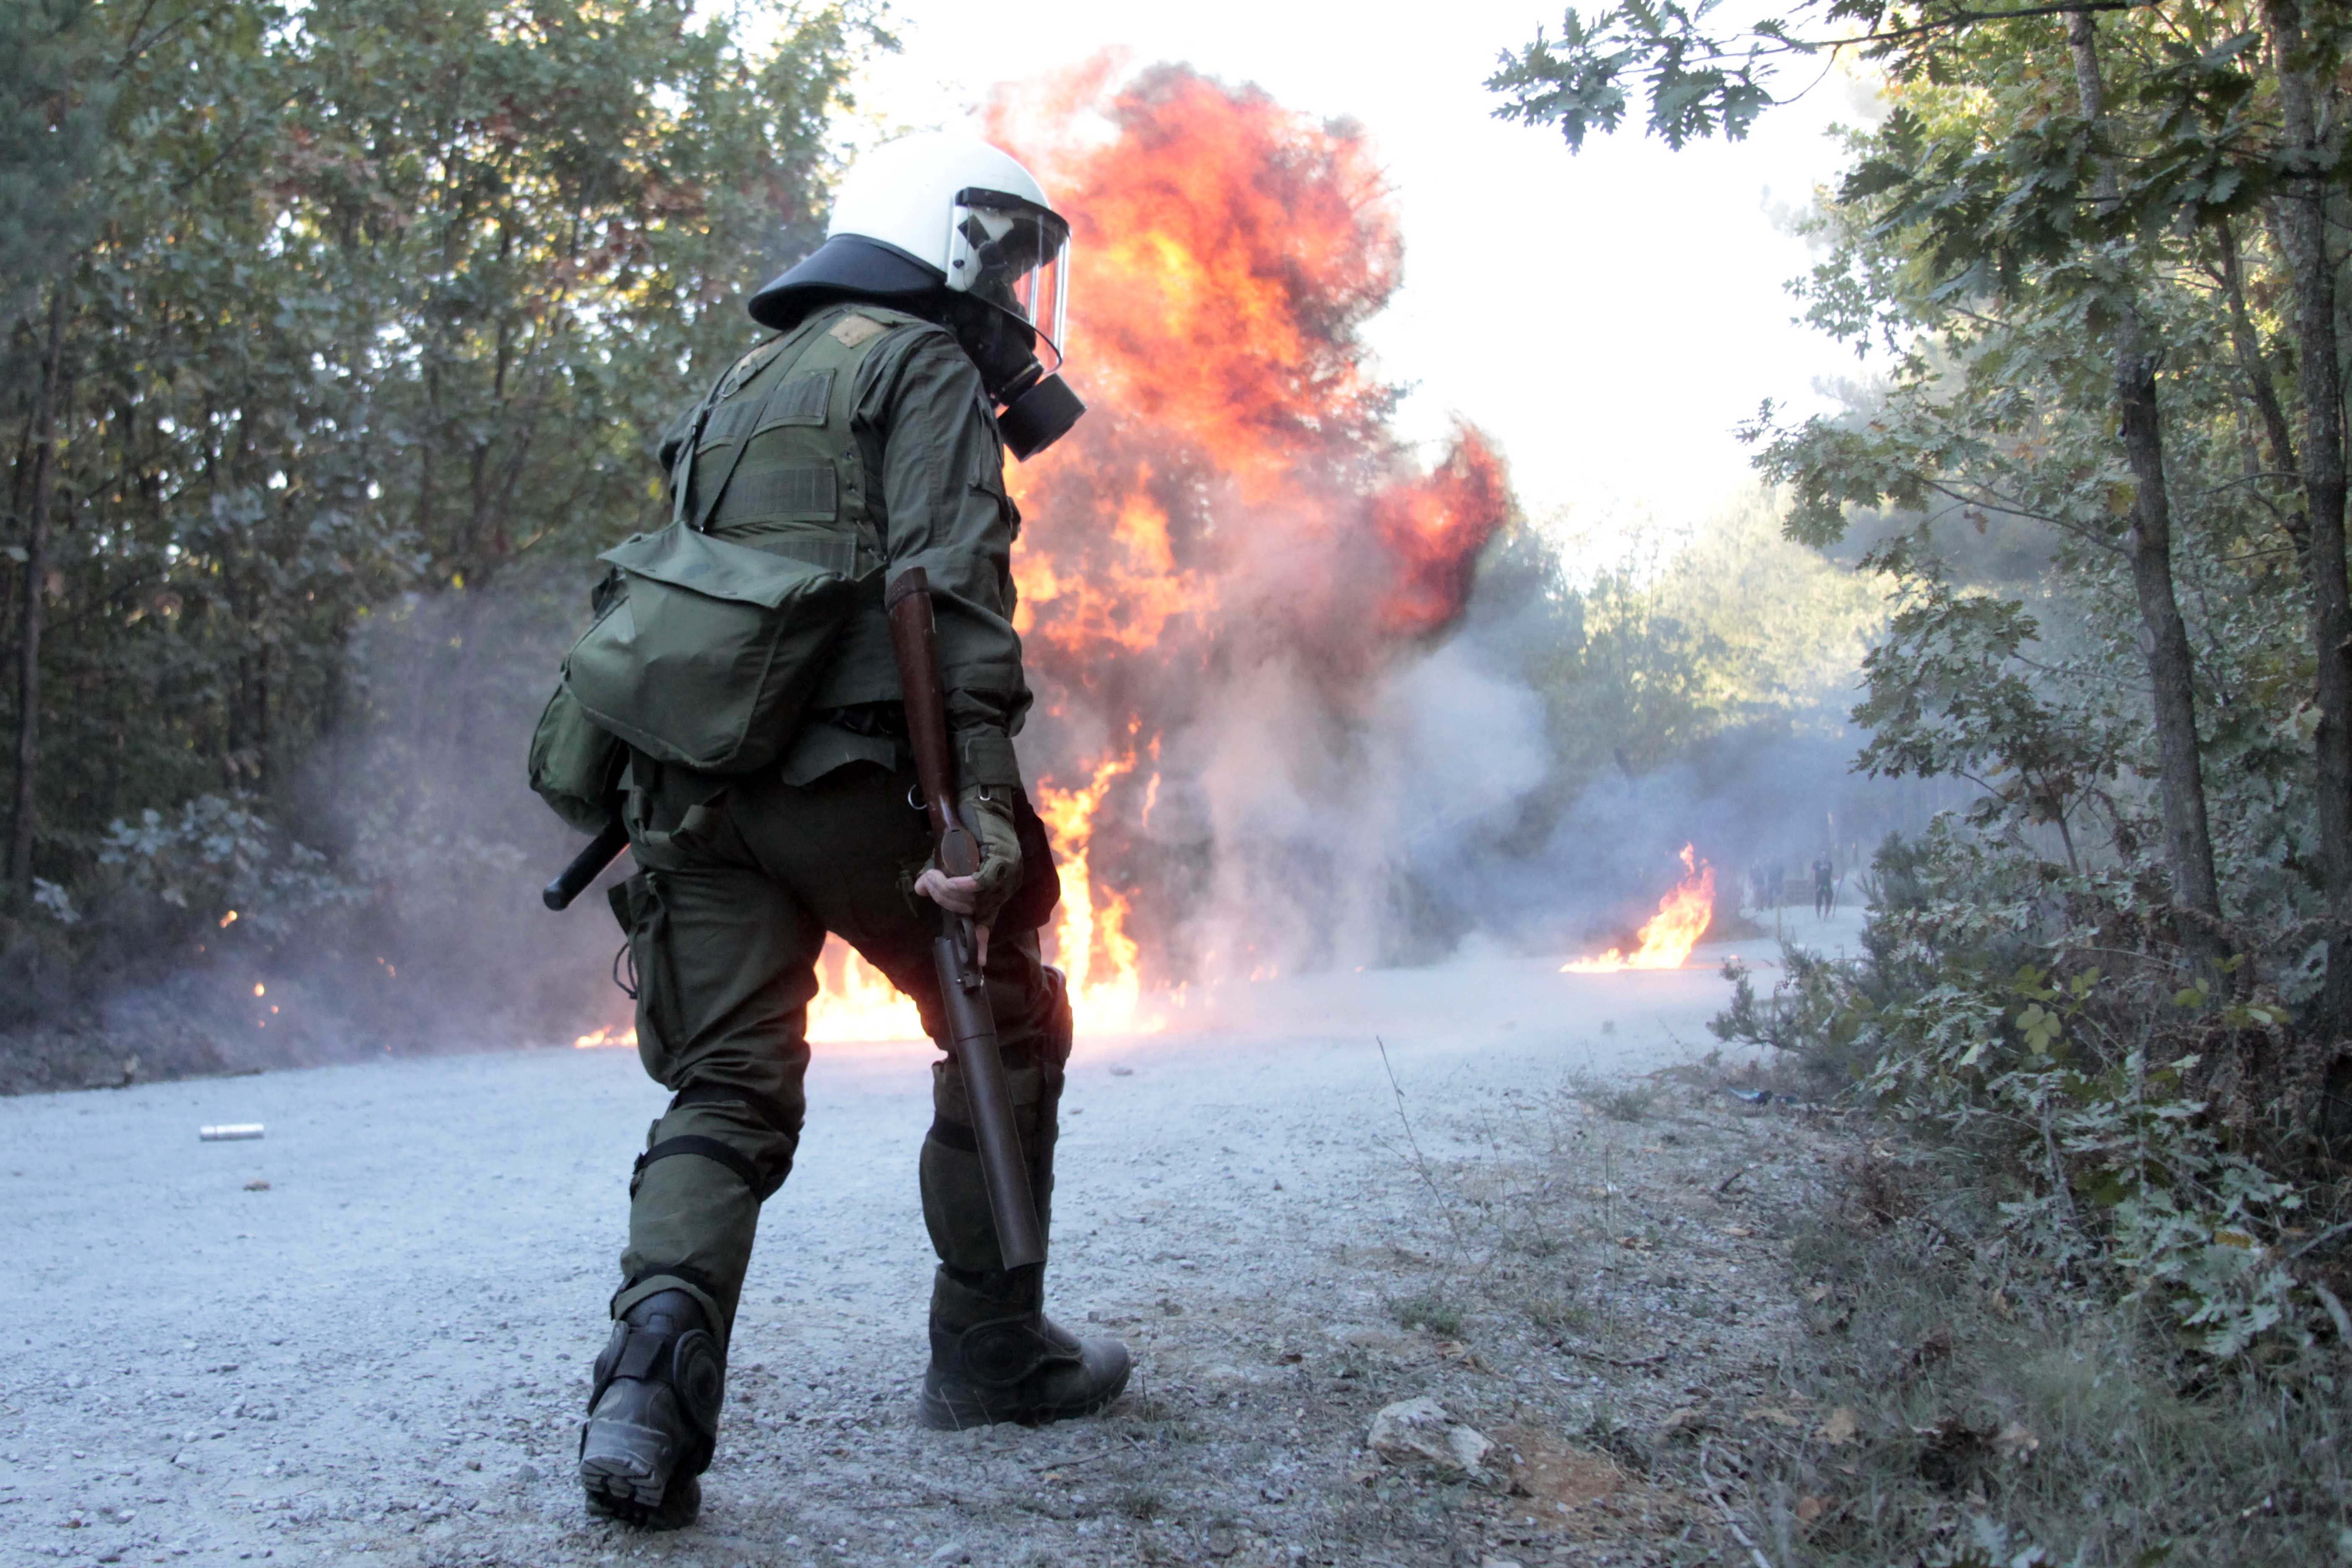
left=0, top=913, right=1863, bottom=1568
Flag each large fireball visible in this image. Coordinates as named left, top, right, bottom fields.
left=992, top=62, right=1512, bottom=1003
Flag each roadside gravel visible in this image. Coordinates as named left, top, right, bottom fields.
left=0, top=921, right=1854, bottom=1567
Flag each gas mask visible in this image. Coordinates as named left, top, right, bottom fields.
left=943, top=187, right=1086, bottom=460
left=943, top=291, right=1087, bottom=462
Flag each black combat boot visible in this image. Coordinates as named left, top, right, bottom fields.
left=917, top=1265, right=1132, bottom=1429
left=579, top=1289, right=725, bottom=1528
left=916, top=967, right=1126, bottom=1429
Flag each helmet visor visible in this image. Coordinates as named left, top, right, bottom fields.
left=946, top=187, right=1071, bottom=366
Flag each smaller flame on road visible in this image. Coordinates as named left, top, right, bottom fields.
left=1563, top=845, right=1716, bottom=972
left=570, top=938, right=928, bottom=1050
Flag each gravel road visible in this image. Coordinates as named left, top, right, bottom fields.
left=0, top=923, right=1843, bottom=1568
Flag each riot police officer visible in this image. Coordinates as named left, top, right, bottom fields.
left=562, top=132, right=1127, bottom=1529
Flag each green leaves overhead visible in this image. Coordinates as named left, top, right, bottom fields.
left=1488, top=1, right=1789, bottom=150
left=0, top=0, right=114, bottom=326
left=0, top=0, right=881, bottom=915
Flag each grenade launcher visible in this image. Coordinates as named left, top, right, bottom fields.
left=887, top=566, right=1046, bottom=1269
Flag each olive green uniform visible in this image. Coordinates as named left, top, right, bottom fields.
left=606, top=303, right=1067, bottom=1346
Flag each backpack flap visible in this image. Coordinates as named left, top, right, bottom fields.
left=564, top=524, right=869, bottom=774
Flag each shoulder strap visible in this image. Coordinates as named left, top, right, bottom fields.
left=672, top=317, right=830, bottom=533
left=667, top=375, right=727, bottom=531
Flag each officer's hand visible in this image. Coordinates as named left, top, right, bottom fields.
left=914, top=869, right=990, bottom=965
left=914, top=787, right=1023, bottom=958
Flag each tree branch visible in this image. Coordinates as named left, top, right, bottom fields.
left=1853, top=0, right=2155, bottom=48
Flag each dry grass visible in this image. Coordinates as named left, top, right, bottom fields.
left=1750, top=1165, right=2352, bottom=1566
left=1359, top=1063, right=2352, bottom=1565
left=1567, top=1069, right=1662, bottom=1124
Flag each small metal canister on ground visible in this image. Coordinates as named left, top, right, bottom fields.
left=198, top=1124, right=265, bottom=1142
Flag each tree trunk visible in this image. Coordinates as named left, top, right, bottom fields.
left=417, top=362, right=439, bottom=554
left=2262, top=0, right=2352, bottom=1031
left=2069, top=12, right=2228, bottom=963
left=255, top=637, right=271, bottom=792
left=2215, top=217, right=2306, bottom=556
left=2117, top=332, right=2226, bottom=937
left=10, top=287, right=66, bottom=894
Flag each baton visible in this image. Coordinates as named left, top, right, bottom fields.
left=543, top=818, right=630, bottom=912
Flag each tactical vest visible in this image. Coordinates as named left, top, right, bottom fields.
left=535, top=304, right=957, bottom=806
left=676, top=303, right=913, bottom=576
left=681, top=303, right=950, bottom=718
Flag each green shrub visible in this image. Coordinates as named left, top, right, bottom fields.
left=1716, top=823, right=2337, bottom=1367
left=1387, top=1289, right=1466, bottom=1336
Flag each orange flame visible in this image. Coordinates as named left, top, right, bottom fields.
left=804, top=939, right=926, bottom=1041
left=1037, top=758, right=1148, bottom=1031
left=993, top=65, right=1508, bottom=676
left=988, top=62, right=1513, bottom=989
left=1563, top=846, right=1716, bottom=972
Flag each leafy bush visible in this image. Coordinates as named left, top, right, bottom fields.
left=97, top=796, right=364, bottom=943
left=0, top=793, right=371, bottom=1029
left=1717, top=824, right=2343, bottom=1367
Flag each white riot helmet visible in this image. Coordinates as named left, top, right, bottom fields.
left=748, top=131, right=1083, bottom=459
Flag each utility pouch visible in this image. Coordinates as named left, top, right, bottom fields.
left=526, top=679, right=627, bottom=834
left=563, top=524, right=873, bottom=774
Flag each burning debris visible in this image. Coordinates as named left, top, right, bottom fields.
left=1563, top=845, right=1717, bottom=972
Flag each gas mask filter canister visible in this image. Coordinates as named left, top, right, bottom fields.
left=997, top=369, right=1085, bottom=460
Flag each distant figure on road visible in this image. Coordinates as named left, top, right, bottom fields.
left=1813, top=855, right=1836, bottom=917
left=1767, top=861, right=1786, bottom=910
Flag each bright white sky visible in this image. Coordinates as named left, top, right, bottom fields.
left=843, top=0, right=1886, bottom=540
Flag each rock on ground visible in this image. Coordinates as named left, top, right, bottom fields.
left=1367, top=1397, right=1494, bottom=1477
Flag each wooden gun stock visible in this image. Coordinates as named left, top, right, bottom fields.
left=887, top=569, right=980, bottom=876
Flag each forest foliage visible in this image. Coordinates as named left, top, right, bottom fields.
left=1498, top=0, right=2352, bottom=1396
left=0, top=0, right=882, bottom=1036
left=1494, top=489, right=1884, bottom=787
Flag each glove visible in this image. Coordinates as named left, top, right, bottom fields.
left=915, top=785, right=1024, bottom=931
left=957, top=785, right=1023, bottom=925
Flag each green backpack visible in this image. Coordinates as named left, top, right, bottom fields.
left=528, top=309, right=895, bottom=820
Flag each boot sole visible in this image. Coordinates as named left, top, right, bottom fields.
left=582, top=1466, right=700, bottom=1529
left=580, top=1418, right=701, bottom=1528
